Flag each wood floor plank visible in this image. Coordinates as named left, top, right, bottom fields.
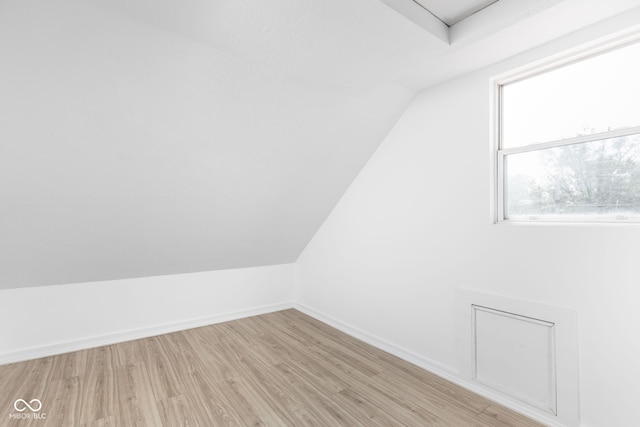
left=359, top=372, right=493, bottom=427
left=290, top=393, right=363, bottom=427
left=80, top=415, right=117, bottom=427
left=267, top=314, right=385, bottom=380
left=230, top=377, right=295, bottom=426
left=78, top=346, right=118, bottom=425
left=478, top=404, right=547, bottom=427
left=0, top=309, right=546, bottom=427
left=168, top=349, right=246, bottom=426
left=47, top=351, right=79, bottom=382
left=379, top=362, right=494, bottom=415
left=115, top=363, right=163, bottom=427
left=114, top=340, right=144, bottom=367
left=327, top=387, right=396, bottom=427
left=0, top=356, right=57, bottom=426
left=0, top=361, right=31, bottom=416
left=223, top=358, right=307, bottom=415
left=157, top=394, right=200, bottom=427
left=138, top=337, right=184, bottom=401
left=278, top=351, right=352, bottom=395
left=346, top=374, right=447, bottom=426
left=40, top=376, right=83, bottom=427
left=274, top=309, right=404, bottom=367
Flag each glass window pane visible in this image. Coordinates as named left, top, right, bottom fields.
left=504, top=134, right=640, bottom=220
left=502, top=41, right=640, bottom=149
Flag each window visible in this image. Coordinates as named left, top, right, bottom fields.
left=497, top=38, right=640, bottom=223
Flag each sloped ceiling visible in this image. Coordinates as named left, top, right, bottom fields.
left=1, top=0, right=639, bottom=289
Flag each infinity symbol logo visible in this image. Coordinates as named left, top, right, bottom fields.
left=14, top=399, right=42, bottom=412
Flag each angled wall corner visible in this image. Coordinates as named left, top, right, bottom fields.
left=378, top=0, right=450, bottom=43
left=449, top=0, right=567, bottom=44
left=378, top=0, right=568, bottom=46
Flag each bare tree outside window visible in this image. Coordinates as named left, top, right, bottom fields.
left=505, top=134, right=640, bottom=219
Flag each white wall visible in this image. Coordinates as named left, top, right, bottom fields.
left=295, top=12, right=640, bottom=427
left=0, top=0, right=415, bottom=289
left=0, top=263, right=293, bottom=364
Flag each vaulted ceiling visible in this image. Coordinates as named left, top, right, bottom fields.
left=1, top=0, right=639, bottom=288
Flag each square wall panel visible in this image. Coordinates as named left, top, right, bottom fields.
left=457, top=290, right=579, bottom=426
left=472, top=305, right=556, bottom=415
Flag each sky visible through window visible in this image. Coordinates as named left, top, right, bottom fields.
left=502, top=41, right=640, bottom=149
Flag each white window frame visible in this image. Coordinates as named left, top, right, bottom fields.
left=494, top=35, right=640, bottom=224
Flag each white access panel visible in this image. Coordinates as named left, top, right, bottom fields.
left=457, top=289, right=579, bottom=427
left=472, top=305, right=556, bottom=415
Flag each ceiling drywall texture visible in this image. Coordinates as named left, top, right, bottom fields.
left=1, top=0, right=640, bottom=289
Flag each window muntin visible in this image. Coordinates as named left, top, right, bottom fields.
left=498, top=39, right=640, bottom=223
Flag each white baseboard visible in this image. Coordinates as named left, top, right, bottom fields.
left=294, top=302, right=566, bottom=427
left=0, top=301, right=294, bottom=365
left=294, top=302, right=459, bottom=375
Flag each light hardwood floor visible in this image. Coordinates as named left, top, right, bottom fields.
left=0, top=309, right=544, bottom=426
